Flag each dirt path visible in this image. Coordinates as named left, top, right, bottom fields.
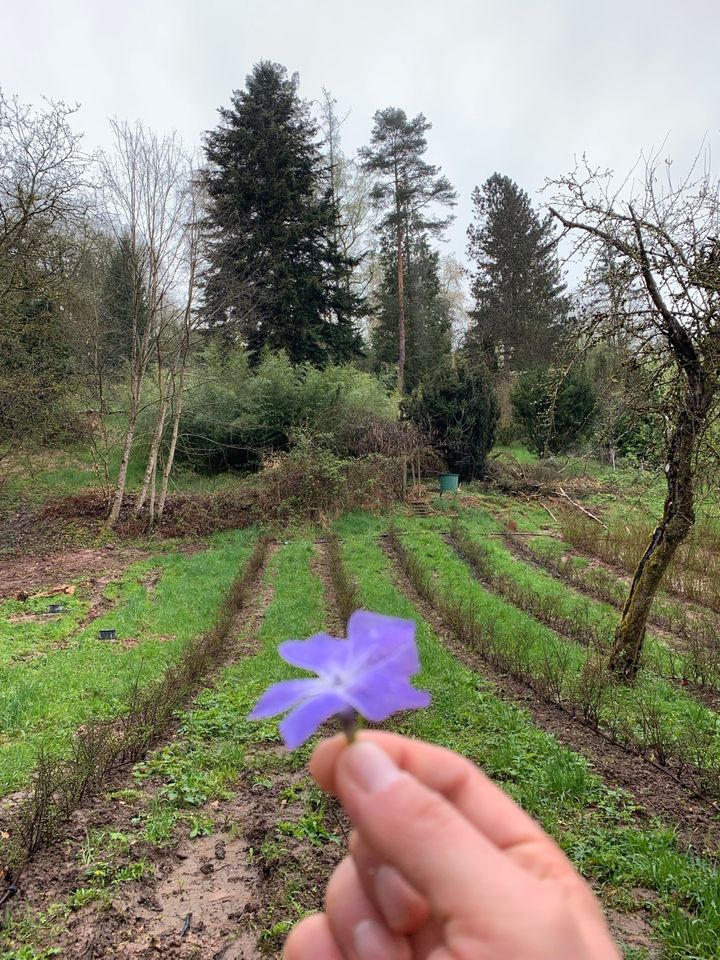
left=311, top=539, right=347, bottom=638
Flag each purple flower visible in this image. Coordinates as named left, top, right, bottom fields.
left=248, top=610, right=431, bottom=749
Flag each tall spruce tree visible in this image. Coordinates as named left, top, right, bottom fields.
left=360, top=108, right=456, bottom=393
left=202, top=61, right=362, bottom=365
left=371, top=235, right=452, bottom=392
left=466, top=174, right=569, bottom=371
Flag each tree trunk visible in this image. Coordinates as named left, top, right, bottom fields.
left=397, top=223, right=406, bottom=395
left=134, top=393, right=168, bottom=516
left=157, top=371, right=185, bottom=521
left=107, top=399, right=139, bottom=528
left=608, top=382, right=710, bottom=680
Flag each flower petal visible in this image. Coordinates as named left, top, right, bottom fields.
left=347, top=610, right=420, bottom=675
left=279, top=634, right=349, bottom=674
left=279, top=691, right=348, bottom=749
left=248, top=678, right=319, bottom=720
left=345, top=663, right=431, bottom=722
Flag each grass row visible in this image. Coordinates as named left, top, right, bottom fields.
left=391, top=513, right=720, bottom=799
left=6, top=518, right=720, bottom=957
left=453, top=510, right=720, bottom=692
left=0, top=531, right=257, bottom=794
left=2, top=539, right=338, bottom=958
left=557, top=508, right=720, bottom=615
left=333, top=512, right=720, bottom=958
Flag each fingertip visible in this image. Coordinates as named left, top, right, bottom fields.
left=283, top=913, right=342, bottom=960
left=310, top=731, right=410, bottom=793
left=309, top=733, right=348, bottom=792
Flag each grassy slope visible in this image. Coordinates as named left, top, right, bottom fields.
left=2, top=442, right=241, bottom=511
left=0, top=530, right=257, bottom=794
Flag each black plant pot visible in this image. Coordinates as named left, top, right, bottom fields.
left=99, top=628, right=117, bottom=641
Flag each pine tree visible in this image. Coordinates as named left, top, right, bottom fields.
left=371, top=235, right=452, bottom=392
left=360, top=108, right=456, bottom=392
left=466, top=174, right=569, bottom=371
left=201, top=61, right=362, bottom=366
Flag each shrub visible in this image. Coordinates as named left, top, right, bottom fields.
left=177, top=345, right=397, bottom=472
left=511, top=366, right=597, bottom=456
left=239, top=432, right=402, bottom=523
left=404, top=361, right=499, bottom=481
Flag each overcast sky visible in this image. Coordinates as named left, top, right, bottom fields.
left=4, top=0, right=720, bottom=270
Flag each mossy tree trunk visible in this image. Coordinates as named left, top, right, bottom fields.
left=608, top=371, right=712, bottom=681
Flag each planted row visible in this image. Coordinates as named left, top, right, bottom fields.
left=453, top=518, right=720, bottom=694
left=389, top=519, right=720, bottom=800
left=333, top=513, right=720, bottom=958
left=505, top=528, right=720, bottom=690
left=559, top=510, right=720, bottom=615
left=3, top=534, right=267, bottom=868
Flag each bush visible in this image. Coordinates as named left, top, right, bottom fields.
left=404, top=361, right=499, bottom=481
left=176, top=345, right=398, bottom=473
left=252, top=438, right=402, bottom=521
left=511, top=367, right=596, bottom=456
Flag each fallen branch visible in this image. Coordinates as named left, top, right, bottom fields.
left=557, top=487, right=606, bottom=527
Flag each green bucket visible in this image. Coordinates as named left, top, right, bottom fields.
left=439, top=473, right=459, bottom=495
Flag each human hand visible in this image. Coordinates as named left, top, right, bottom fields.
left=284, top=731, right=620, bottom=960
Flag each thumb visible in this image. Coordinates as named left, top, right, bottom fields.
left=335, top=740, right=523, bottom=922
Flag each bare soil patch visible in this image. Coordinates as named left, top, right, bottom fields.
left=0, top=545, right=147, bottom=601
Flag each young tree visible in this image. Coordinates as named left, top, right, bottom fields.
left=466, top=174, right=569, bottom=370
left=202, top=62, right=362, bottom=365
left=549, top=156, right=720, bottom=680
left=360, top=108, right=456, bottom=393
left=100, top=120, right=193, bottom=528
left=371, top=235, right=452, bottom=391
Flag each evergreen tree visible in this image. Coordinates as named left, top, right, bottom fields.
left=466, top=174, right=569, bottom=370
left=201, top=61, right=362, bottom=366
left=404, top=360, right=499, bottom=480
left=371, top=235, right=452, bottom=392
left=360, top=108, right=456, bottom=392
left=99, top=233, right=149, bottom=366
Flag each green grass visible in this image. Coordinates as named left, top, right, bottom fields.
left=1, top=440, right=242, bottom=511
left=392, top=514, right=720, bottom=793
left=333, top=512, right=720, bottom=958
left=5, top=516, right=720, bottom=957
left=0, top=529, right=257, bottom=794
left=498, top=496, right=720, bottom=641
left=454, top=509, right=720, bottom=689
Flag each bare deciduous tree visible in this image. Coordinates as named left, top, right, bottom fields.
left=0, top=89, right=86, bottom=471
left=548, top=153, right=720, bottom=680
left=101, top=120, right=193, bottom=528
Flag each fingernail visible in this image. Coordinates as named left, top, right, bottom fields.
left=353, top=918, right=407, bottom=960
left=344, top=741, right=404, bottom=794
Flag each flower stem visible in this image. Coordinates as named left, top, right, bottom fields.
left=340, top=709, right=358, bottom=743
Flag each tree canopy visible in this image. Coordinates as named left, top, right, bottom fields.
left=202, top=61, right=363, bottom=366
